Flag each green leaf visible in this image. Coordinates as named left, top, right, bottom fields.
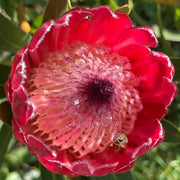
left=40, top=164, right=55, bottom=180
left=0, top=13, right=31, bottom=53
left=108, top=0, right=118, bottom=9
left=0, top=0, right=22, bottom=19
left=152, top=25, right=180, bottom=42
left=115, top=171, right=134, bottom=180
left=88, top=172, right=133, bottom=180
left=0, top=165, right=9, bottom=180
left=0, top=64, right=11, bottom=99
left=40, top=164, right=65, bottom=180
left=5, top=146, right=37, bottom=170
left=162, top=119, right=180, bottom=143
left=55, top=174, right=65, bottom=180
left=154, top=0, right=180, bottom=6
left=23, top=0, right=47, bottom=7
left=0, top=51, right=12, bottom=63
left=89, top=174, right=115, bottom=180
left=70, top=176, right=88, bottom=180
left=31, top=15, right=43, bottom=34
left=33, top=15, right=43, bottom=29
left=4, top=171, right=22, bottom=180
left=0, top=123, right=12, bottom=168
left=156, top=4, right=174, bottom=57
left=43, top=0, right=67, bottom=23
left=175, top=6, right=180, bottom=31
left=0, top=101, right=12, bottom=127
left=12, top=0, right=23, bottom=6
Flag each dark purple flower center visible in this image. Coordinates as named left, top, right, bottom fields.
left=84, top=78, right=114, bottom=105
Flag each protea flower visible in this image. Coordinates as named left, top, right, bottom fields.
left=5, top=6, right=177, bottom=176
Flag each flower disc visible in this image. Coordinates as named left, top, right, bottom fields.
left=27, top=42, right=142, bottom=158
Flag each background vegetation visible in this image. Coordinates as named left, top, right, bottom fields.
left=0, top=0, right=180, bottom=179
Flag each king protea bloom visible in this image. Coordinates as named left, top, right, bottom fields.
left=5, top=6, right=177, bottom=176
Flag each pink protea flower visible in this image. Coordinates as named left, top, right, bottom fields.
left=5, top=6, right=177, bottom=176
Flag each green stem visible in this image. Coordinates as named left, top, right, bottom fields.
left=156, top=4, right=173, bottom=56
left=0, top=123, right=12, bottom=168
left=67, top=0, right=72, bottom=10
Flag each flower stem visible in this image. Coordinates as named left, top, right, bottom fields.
left=0, top=123, right=12, bottom=168
left=67, top=0, right=72, bottom=10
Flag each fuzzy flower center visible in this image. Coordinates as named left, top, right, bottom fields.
left=27, top=42, right=143, bottom=158
left=83, top=78, right=114, bottom=105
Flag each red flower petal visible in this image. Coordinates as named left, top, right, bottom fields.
left=53, top=8, right=92, bottom=49
left=28, top=21, right=54, bottom=66
left=79, top=6, right=132, bottom=45
left=138, top=103, right=168, bottom=121
left=38, top=154, right=78, bottom=177
left=135, top=52, right=174, bottom=87
left=129, top=119, right=164, bottom=157
left=12, top=86, right=35, bottom=126
left=27, top=135, right=57, bottom=159
left=120, top=46, right=174, bottom=91
left=140, top=77, right=177, bottom=106
left=10, top=47, right=27, bottom=81
left=151, top=51, right=174, bottom=80
left=12, top=118, right=27, bottom=144
left=39, top=146, right=136, bottom=176
left=113, top=27, right=158, bottom=52
left=12, top=86, right=28, bottom=126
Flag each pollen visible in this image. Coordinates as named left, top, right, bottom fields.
left=26, top=42, right=143, bottom=158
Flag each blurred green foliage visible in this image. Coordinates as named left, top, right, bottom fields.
left=0, top=0, right=180, bottom=179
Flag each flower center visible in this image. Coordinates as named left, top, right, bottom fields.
left=26, top=42, right=143, bottom=158
left=83, top=78, right=114, bottom=105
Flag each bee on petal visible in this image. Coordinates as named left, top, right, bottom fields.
left=110, top=133, right=128, bottom=152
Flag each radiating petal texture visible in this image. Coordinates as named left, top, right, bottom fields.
left=5, top=6, right=177, bottom=176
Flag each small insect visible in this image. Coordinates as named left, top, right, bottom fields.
left=109, top=133, right=128, bottom=152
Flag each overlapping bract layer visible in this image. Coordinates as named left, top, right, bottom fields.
left=5, top=6, right=177, bottom=176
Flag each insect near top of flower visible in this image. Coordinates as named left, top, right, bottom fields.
left=109, top=133, right=128, bottom=152
left=5, top=5, right=177, bottom=177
